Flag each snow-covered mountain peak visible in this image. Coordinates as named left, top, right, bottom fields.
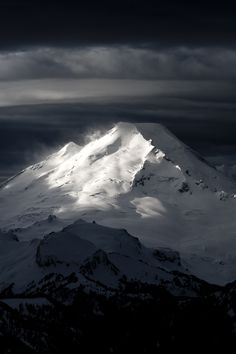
left=0, top=122, right=236, bottom=265
left=57, top=141, right=81, bottom=157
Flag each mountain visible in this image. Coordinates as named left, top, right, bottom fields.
left=0, top=122, right=236, bottom=282
left=0, top=218, right=206, bottom=296
left=1, top=122, right=236, bottom=352
left=0, top=219, right=235, bottom=354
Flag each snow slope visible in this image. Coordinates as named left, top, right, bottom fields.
left=0, top=122, right=236, bottom=284
left=0, top=220, right=200, bottom=296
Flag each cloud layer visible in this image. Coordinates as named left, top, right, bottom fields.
left=1, top=46, right=236, bottom=81
left=0, top=46, right=236, bottom=109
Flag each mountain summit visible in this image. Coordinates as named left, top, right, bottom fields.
left=0, top=122, right=236, bottom=280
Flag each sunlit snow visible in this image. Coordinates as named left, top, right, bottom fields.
left=0, top=121, right=236, bottom=286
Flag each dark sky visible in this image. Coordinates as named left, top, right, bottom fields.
left=1, top=0, right=236, bottom=181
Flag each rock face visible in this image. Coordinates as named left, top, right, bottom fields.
left=153, top=248, right=182, bottom=266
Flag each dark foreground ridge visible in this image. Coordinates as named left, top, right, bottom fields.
left=0, top=274, right=236, bottom=354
